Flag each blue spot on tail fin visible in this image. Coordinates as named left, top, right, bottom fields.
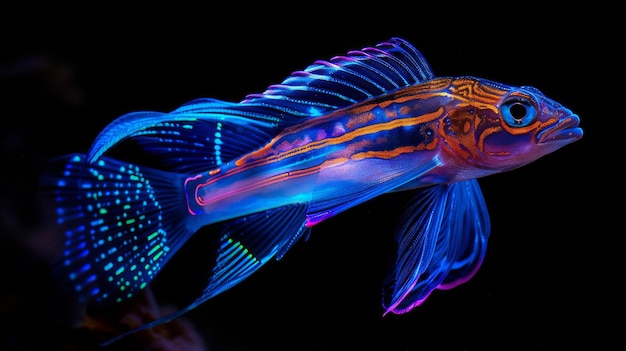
left=40, top=154, right=193, bottom=306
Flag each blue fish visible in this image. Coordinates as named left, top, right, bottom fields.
left=40, top=37, right=582, bottom=344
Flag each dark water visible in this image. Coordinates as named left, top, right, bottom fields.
left=1, top=7, right=618, bottom=351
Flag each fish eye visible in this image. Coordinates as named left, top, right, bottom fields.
left=500, top=96, right=537, bottom=127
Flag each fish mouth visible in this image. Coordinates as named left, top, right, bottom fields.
left=537, top=114, right=583, bottom=144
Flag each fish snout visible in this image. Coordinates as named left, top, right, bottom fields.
left=537, top=113, right=583, bottom=144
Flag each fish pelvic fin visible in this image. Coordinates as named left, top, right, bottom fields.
left=40, top=153, right=192, bottom=306
left=382, top=179, right=491, bottom=315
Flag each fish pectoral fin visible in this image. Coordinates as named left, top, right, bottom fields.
left=99, top=204, right=309, bottom=347
left=307, top=157, right=442, bottom=225
left=382, top=179, right=491, bottom=315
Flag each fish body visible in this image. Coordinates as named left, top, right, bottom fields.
left=41, top=38, right=582, bottom=344
left=187, top=76, right=577, bottom=226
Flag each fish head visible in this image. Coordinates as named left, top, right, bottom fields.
left=458, top=82, right=583, bottom=172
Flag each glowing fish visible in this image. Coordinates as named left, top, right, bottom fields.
left=40, top=37, right=582, bottom=344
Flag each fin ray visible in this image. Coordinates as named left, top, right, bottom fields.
left=307, top=156, right=442, bottom=225
left=40, top=154, right=192, bottom=305
left=383, top=179, right=491, bottom=314
left=87, top=100, right=279, bottom=163
left=243, top=37, right=434, bottom=117
left=100, top=204, right=309, bottom=346
left=87, top=38, right=434, bottom=164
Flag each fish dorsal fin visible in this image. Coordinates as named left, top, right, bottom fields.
left=382, top=179, right=491, bottom=315
left=113, top=100, right=278, bottom=173
left=242, top=37, right=434, bottom=117
left=87, top=38, right=434, bottom=167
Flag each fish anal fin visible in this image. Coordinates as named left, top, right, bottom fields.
left=99, top=204, right=309, bottom=346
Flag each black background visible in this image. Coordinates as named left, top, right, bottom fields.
left=1, top=5, right=619, bottom=351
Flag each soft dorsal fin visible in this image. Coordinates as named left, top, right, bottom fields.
left=112, top=103, right=276, bottom=173
left=87, top=38, right=434, bottom=167
left=86, top=100, right=279, bottom=165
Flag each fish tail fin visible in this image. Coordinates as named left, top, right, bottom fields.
left=41, top=152, right=313, bottom=346
left=40, top=153, right=191, bottom=306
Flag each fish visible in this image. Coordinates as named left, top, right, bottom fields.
left=40, top=37, right=582, bottom=345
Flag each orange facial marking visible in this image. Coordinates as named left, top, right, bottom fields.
left=463, top=120, right=471, bottom=134
left=456, top=102, right=499, bottom=114
left=449, top=79, right=507, bottom=109
left=477, top=126, right=502, bottom=151
left=439, top=120, right=471, bottom=160
left=500, top=119, right=542, bottom=136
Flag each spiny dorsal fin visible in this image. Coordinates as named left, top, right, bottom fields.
left=241, top=37, right=434, bottom=117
